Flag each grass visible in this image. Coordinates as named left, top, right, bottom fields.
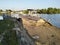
left=0, top=18, right=18, bottom=45
left=1, top=30, right=18, bottom=45
left=0, top=19, right=14, bottom=34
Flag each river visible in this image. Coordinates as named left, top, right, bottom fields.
left=39, top=14, right=60, bottom=28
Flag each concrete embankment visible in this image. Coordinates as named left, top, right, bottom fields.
left=22, top=17, right=60, bottom=45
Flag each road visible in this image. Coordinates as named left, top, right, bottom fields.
left=12, top=18, right=35, bottom=45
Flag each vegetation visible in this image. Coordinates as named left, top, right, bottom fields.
left=23, top=10, right=29, bottom=14
left=0, top=9, right=3, bottom=15
left=6, top=9, right=12, bottom=15
left=0, top=18, right=18, bottom=45
left=22, top=8, right=60, bottom=14
left=0, top=19, right=14, bottom=34
left=1, top=30, right=18, bottom=45
left=37, top=7, right=60, bottom=14
left=0, top=7, right=60, bottom=15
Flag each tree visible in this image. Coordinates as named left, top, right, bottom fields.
left=6, top=9, right=12, bottom=15
left=0, top=9, right=3, bottom=15
left=41, top=9, right=47, bottom=14
left=47, top=7, right=53, bottom=14
left=36, top=9, right=41, bottom=14
left=23, top=10, right=29, bottom=14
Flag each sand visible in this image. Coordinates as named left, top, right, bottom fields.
left=22, top=16, right=60, bottom=45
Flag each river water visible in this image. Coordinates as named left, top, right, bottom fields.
left=39, top=14, right=60, bottom=28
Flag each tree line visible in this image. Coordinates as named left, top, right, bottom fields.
left=0, top=7, right=60, bottom=15
left=37, top=8, right=60, bottom=14
left=23, top=7, right=60, bottom=14
left=0, top=9, right=12, bottom=15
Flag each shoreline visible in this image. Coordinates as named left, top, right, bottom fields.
left=22, top=16, right=60, bottom=45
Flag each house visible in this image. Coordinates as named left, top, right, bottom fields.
left=0, top=16, right=3, bottom=20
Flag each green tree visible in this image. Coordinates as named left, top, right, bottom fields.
left=23, top=10, right=29, bottom=14
left=37, top=9, right=41, bottom=14
left=6, top=9, right=12, bottom=15
left=47, top=7, right=53, bottom=14
left=57, top=9, right=60, bottom=14
left=0, top=9, right=3, bottom=15
left=41, top=9, right=47, bottom=14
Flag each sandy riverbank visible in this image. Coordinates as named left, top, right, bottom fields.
left=22, top=16, right=60, bottom=45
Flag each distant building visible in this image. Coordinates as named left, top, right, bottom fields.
left=0, top=16, right=3, bottom=20
left=29, top=10, right=37, bottom=14
left=19, top=11, right=24, bottom=14
left=14, top=10, right=24, bottom=14
left=27, top=9, right=38, bottom=16
left=11, top=12, right=20, bottom=19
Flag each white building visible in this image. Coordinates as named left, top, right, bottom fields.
left=11, top=12, right=20, bottom=19
left=0, top=16, right=3, bottom=20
